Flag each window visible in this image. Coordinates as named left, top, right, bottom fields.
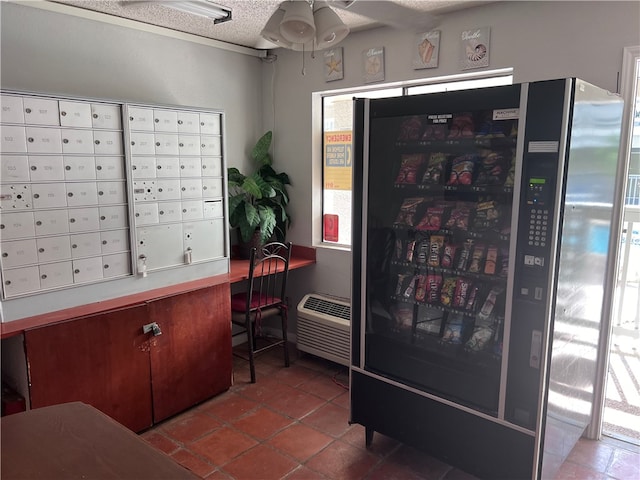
left=321, top=71, right=513, bottom=247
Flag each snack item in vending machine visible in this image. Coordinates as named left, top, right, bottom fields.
left=395, top=153, right=427, bottom=184
left=466, top=286, right=504, bottom=352
left=444, top=204, right=473, bottom=231
left=397, top=116, right=425, bottom=141
left=448, top=112, right=475, bottom=139
left=468, top=243, right=487, bottom=273
left=475, top=110, right=508, bottom=138
left=406, top=239, right=417, bottom=263
left=484, top=245, right=498, bottom=275
left=395, top=274, right=409, bottom=296
left=440, top=276, right=458, bottom=307
left=499, top=247, right=510, bottom=276
left=415, top=274, right=428, bottom=302
left=447, top=154, right=477, bottom=185
left=428, top=235, right=445, bottom=267
left=415, top=237, right=430, bottom=265
left=465, top=284, right=480, bottom=311
left=442, top=313, right=466, bottom=344
left=394, top=197, right=425, bottom=226
left=426, top=274, right=443, bottom=304
left=504, top=149, right=517, bottom=186
left=476, top=152, right=507, bottom=185
left=422, top=123, right=449, bottom=141
left=453, top=278, right=473, bottom=308
left=441, top=243, right=458, bottom=268
left=392, top=305, right=414, bottom=331
left=465, top=321, right=495, bottom=352
left=421, top=152, right=448, bottom=184
left=416, top=206, right=446, bottom=231
left=457, top=239, right=475, bottom=270
left=473, top=200, right=502, bottom=231
left=403, top=275, right=417, bottom=298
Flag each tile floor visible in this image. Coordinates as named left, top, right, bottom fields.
left=141, top=346, right=640, bottom=480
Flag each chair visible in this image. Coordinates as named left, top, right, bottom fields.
left=231, top=241, right=292, bottom=383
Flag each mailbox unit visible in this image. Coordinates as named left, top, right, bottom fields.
left=0, top=92, right=228, bottom=302
left=1, top=93, right=129, bottom=297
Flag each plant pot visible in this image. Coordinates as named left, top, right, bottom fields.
left=236, top=229, right=263, bottom=260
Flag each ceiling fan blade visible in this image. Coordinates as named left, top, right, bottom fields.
left=332, top=1, right=440, bottom=31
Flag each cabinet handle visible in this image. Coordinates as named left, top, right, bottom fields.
left=142, top=322, right=162, bottom=336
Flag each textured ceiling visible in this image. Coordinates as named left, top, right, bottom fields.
left=50, top=0, right=492, bottom=50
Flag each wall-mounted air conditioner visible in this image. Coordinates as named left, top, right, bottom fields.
left=296, top=293, right=350, bottom=366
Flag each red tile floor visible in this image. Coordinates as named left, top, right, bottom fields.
left=141, top=346, right=640, bottom=480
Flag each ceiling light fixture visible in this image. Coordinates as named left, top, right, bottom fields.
left=261, top=0, right=349, bottom=51
left=163, top=1, right=232, bottom=24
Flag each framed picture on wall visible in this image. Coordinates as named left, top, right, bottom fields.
left=460, top=27, right=490, bottom=70
left=324, top=47, right=344, bottom=82
left=363, top=46, right=385, bottom=83
left=413, top=31, right=440, bottom=69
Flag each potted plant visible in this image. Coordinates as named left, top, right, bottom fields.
left=227, top=131, right=291, bottom=255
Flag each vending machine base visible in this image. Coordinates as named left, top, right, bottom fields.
left=350, top=371, right=535, bottom=480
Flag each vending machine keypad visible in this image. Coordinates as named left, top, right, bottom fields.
left=528, top=209, right=549, bottom=247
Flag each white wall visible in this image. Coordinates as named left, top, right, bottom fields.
left=0, top=1, right=266, bottom=320
left=0, top=1, right=264, bottom=175
left=264, top=0, right=640, bottom=320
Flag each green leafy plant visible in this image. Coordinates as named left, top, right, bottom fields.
left=227, top=131, right=291, bottom=244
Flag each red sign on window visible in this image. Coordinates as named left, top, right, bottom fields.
left=324, top=214, right=339, bottom=242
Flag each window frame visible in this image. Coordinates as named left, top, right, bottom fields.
left=315, top=68, right=515, bottom=250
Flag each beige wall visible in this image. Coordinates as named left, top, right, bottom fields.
left=264, top=1, right=640, bottom=312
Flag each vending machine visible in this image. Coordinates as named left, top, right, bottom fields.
left=350, top=78, right=624, bottom=479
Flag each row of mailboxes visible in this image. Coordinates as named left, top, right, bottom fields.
left=136, top=219, right=225, bottom=272
left=132, top=178, right=222, bottom=202
left=1, top=126, right=124, bottom=155
left=1, top=206, right=128, bottom=239
left=134, top=199, right=223, bottom=225
left=2, top=252, right=131, bottom=297
left=129, top=131, right=221, bottom=156
left=1, top=95, right=122, bottom=130
left=1, top=155, right=125, bottom=182
left=131, top=156, right=221, bottom=179
left=1, top=229, right=129, bottom=269
left=128, top=106, right=220, bottom=136
left=1, top=181, right=127, bottom=210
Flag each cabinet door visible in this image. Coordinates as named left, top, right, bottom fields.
left=24, top=305, right=153, bottom=432
left=148, top=284, right=232, bottom=423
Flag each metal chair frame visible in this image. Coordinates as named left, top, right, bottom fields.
left=231, top=241, right=292, bottom=383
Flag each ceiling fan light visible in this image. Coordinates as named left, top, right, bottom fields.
left=313, top=5, right=349, bottom=49
left=260, top=8, right=293, bottom=47
left=280, top=1, right=316, bottom=44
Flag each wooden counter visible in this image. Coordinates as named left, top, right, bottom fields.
left=1, top=402, right=199, bottom=479
left=229, top=244, right=316, bottom=283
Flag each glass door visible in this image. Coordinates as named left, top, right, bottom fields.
left=361, top=86, right=520, bottom=416
left=605, top=51, right=640, bottom=446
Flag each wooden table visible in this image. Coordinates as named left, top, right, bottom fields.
left=0, top=402, right=199, bottom=479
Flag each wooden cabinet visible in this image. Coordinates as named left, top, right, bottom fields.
left=24, top=284, right=231, bottom=432
left=149, top=285, right=231, bottom=422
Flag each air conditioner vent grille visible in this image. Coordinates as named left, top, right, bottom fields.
left=303, top=296, right=350, bottom=321
left=297, top=294, right=350, bottom=366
